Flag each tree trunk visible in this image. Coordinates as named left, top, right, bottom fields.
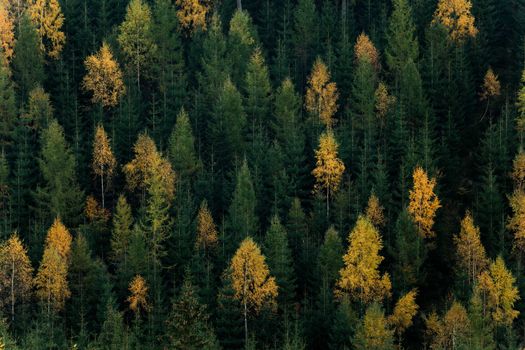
left=237, top=0, right=242, bottom=10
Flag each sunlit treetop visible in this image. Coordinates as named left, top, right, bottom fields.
left=0, top=3, right=14, bottom=63
left=305, top=57, right=339, bottom=128
left=480, top=68, right=500, bottom=101
left=176, top=0, right=209, bottom=35
left=432, top=0, right=478, bottom=43
left=354, top=32, right=380, bottom=69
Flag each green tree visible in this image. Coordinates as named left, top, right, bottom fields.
left=353, top=303, right=395, bottom=350
left=292, top=0, right=317, bottom=85
left=0, top=52, right=16, bottom=150
left=168, top=108, right=199, bottom=181
left=227, top=10, right=258, bottom=86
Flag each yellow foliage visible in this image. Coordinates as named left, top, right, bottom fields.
left=375, top=82, right=395, bottom=121
left=454, top=211, right=488, bottom=285
left=388, top=289, right=418, bottom=336
left=176, top=0, right=208, bottom=34
left=477, top=256, right=520, bottom=326
left=92, top=124, right=116, bottom=179
left=518, top=69, right=525, bottom=134
left=229, top=237, right=278, bottom=313
left=336, top=216, right=391, bottom=304
left=354, top=304, right=394, bottom=350
left=195, top=200, right=218, bottom=251
left=312, top=131, right=345, bottom=201
left=34, top=218, right=73, bottom=312
left=508, top=189, right=525, bottom=252
left=354, top=32, right=380, bottom=69
left=425, top=301, right=470, bottom=350
left=123, top=133, right=175, bottom=200
left=0, top=3, right=14, bottom=62
left=305, top=58, right=339, bottom=128
left=28, top=0, right=65, bottom=58
left=365, top=193, right=385, bottom=228
left=480, top=68, right=500, bottom=101
left=83, top=43, right=125, bottom=108
left=127, top=274, right=150, bottom=314
left=432, top=0, right=478, bottom=43
left=511, top=151, right=525, bottom=190
left=408, top=167, right=441, bottom=238
left=84, top=196, right=110, bottom=222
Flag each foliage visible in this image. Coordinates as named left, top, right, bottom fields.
left=408, top=166, right=441, bottom=238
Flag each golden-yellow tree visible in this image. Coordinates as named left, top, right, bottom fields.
left=336, top=216, right=391, bottom=304
left=511, top=150, right=525, bottom=190
left=127, top=274, right=150, bottom=315
left=375, top=82, right=395, bottom=124
left=195, top=199, right=218, bottom=253
left=312, top=131, right=345, bottom=217
left=508, top=189, right=525, bottom=252
left=518, top=68, right=525, bottom=145
left=477, top=256, right=519, bottom=326
left=0, top=234, right=33, bottom=321
left=354, top=32, right=380, bottom=69
left=425, top=301, right=470, bottom=349
left=92, top=124, right=117, bottom=208
left=82, top=42, right=125, bottom=108
left=454, top=211, right=488, bottom=286
left=229, top=237, right=277, bottom=345
left=365, top=193, right=385, bottom=228
left=432, top=0, right=478, bottom=42
left=388, top=289, right=418, bottom=343
left=0, top=3, right=14, bottom=63
left=480, top=68, right=500, bottom=101
left=84, top=195, right=110, bottom=223
left=408, top=166, right=441, bottom=238
left=176, top=0, right=209, bottom=34
left=34, top=218, right=72, bottom=315
left=123, top=133, right=175, bottom=200
left=28, top=0, right=65, bottom=58
left=305, top=57, right=339, bottom=128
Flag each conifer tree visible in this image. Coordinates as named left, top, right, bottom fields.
left=292, top=0, right=316, bottom=85
left=96, top=302, right=129, bottom=350
left=168, top=108, right=199, bottom=180
left=0, top=53, right=16, bottom=150
left=0, top=3, right=14, bottom=63
left=432, top=0, right=478, bottom=42
left=407, top=166, right=440, bottom=238
left=111, top=195, right=134, bottom=291
left=244, top=47, right=271, bottom=141
left=227, top=10, right=258, bottom=86
left=388, top=289, right=418, bottom=344
left=175, top=0, right=209, bottom=34
left=28, top=0, right=65, bottom=58
left=305, top=58, right=339, bottom=128
left=353, top=303, right=395, bottom=350
left=92, top=124, right=116, bottom=208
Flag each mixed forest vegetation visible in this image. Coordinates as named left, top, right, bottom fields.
left=0, top=0, right=524, bottom=348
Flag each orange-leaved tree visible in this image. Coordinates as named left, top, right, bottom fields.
left=408, top=166, right=440, bottom=238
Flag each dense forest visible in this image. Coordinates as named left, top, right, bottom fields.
left=0, top=0, right=524, bottom=348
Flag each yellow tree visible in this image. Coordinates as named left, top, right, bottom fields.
left=123, top=133, right=175, bottom=200
left=195, top=199, right=218, bottom=253
left=480, top=68, right=500, bottom=120
left=312, top=131, right=345, bottom=217
left=28, top=0, right=65, bottom=58
left=454, top=211, right=488, bottom=286
left=229, top=237, right=277, bottom=345
left=511, top=150, right=525, bottom=190
left=82, top=42, right=125, bottom=108
left=477, top=256, right=519, bottom=326
left=408, top=166, right=441, bottom=238
left=375, top=82, right=395, bottom=125
left=127, top=274, right=150, bottom=316
left=365, top=193, right=385, bottom=228
left=508, top=189, right=525, bottom=252
left=388, top=289, right=418, bottom=343
left=426, top=301, right=470, bottom=349
left=0, top=234, right=33, bottom=321
left=432, top=0, right=478, bottom=43
left=354, top=32, right=380, bottom=69
left=34, top=218, right=72, bottom=315
left=518, top=68, right=525, bottom=145
left=176, top=0, right=209, bottom=34
left=353, top=303, right=395, bottom=350
left=92, top=124, right=117, bottom=208
left=305, top=57, right=339, bottom=128
left=0, top=3, right=14, bottom=63
left=336, top=216, right=391, bottom=304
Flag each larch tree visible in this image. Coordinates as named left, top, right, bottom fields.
left=432, top=0, right=478, bottom=43
left=354, top=32, right=380, bottom=70
left=336, top=216, right=391, bottom=305
left=353, top=303, right=395, bottom=350
left=28, top=0, right=65, bottom=58
left=454, top=211, right=488, bottom=286
left=426, top=301, right=470, bottom=349
left=305, top=57, right=338, bottom=128
left=127, top=274, right=150, bottom=317
left=518, top=68, right=525, bottom=145
left=508, top=189, right=525, bottom=253
left=511, top=150, right=525, bottom=190
left=480, top=68, right=500, bottom=120
left=117, top=0, right=156, bottom=90
left=0, top=3, right=14, bottom=63
left=82, top=42, right=125, bottom=108
left=477, top=256, right=520, bottom=326
left=312, top=130, right=345, bottom=217
left=110, top=194, right=133, bottom=288
left=92, top=124, right=116, bottom=209
left=34, top=218, right=72, bottom=316
left=407, top=166, right=440, bottom=239
left=195, top=200, right=218, bottom=254
left=229, top=237, right=278, bottom=346
left=0, top=50, right=15, bottom=150
left=0, top=234, right=33, bottom=322
left=388, top=289, right=418, bottom=344
left=365, top=193, right=386, bottom=228
left=175, top=0, right=209, bottom=35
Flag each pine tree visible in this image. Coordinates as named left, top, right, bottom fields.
left=0, top=52, right=16, bottom=150
left=0, top=233, right=33, bottom=322
left=28, top=0, right=65, bottom=58
left=82, top=42, right=125, bottom=108
left=96, top=302, right=129, bottom=350
left=388, top=289, right=418, bottom=344
left=168, top=108, right=199, bottom=181
left=292, top=0, right=317, bottom=86
left=227, top=10, right=258, bottom=86
left=111, top=194, right=134, bottom=292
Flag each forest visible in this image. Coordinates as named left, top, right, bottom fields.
left=0, top=0, right=523, bottom=348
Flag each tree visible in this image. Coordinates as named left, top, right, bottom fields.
left=312, top=131, right=345, bottom=217
left=175, top=0, right=208, bottom=34
left=34, top=119, right=84, bottom=225
left=195, top=200, right=218, bottom=253
left=92, top=124, right=117, bottom=208
left=385, top=0, right=418, bottom=76
left=165, top=272, right=220, bottom=350
left=0, top=3, right=14, bottom=62
left=0, top=51, right=16, bottom=149
left=454, top=211, right=488, bottom=286
left=227, top=10, right=258, bottom=86
left=507, top=189, right=525, bottom=252
left=28, top=0, right=65, bottom=58
left=229, top=237, right=278, bottom=345
left=0, top=234, right=33, bottom=322
left=365, top=193, right=385, bottom=228
left=432, top=0, right=478, bottom=42
left=82, top=42, right=125, bottom=108
left=336, top=216, right=391, bottom=304
left=518, top=68, right=525, bottom=144
left=477, top=256, right=519, bottom=326
left=407, top=166, right=440, bottom=238
left=353, top=303, right=395, bottom=350
left=388, top=289, right=418, bottom=343
left=480, top=68, right=500, bottom=101
left=127, top=274, right=150, bottom=316
left=244, top=47, right=271, bottom=137
left=425, top=301, right=470, bottom=350
left=34, top=218, right=72, bottom=315
left=110, top=195, right=133, bottom=290
left=168, top=108, right=199, bottom=180
left=354, top=32, right=380, bottom=69
left=117, top=0, right=156, bottom=89
left=305, top=57, right=339, bottom=128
